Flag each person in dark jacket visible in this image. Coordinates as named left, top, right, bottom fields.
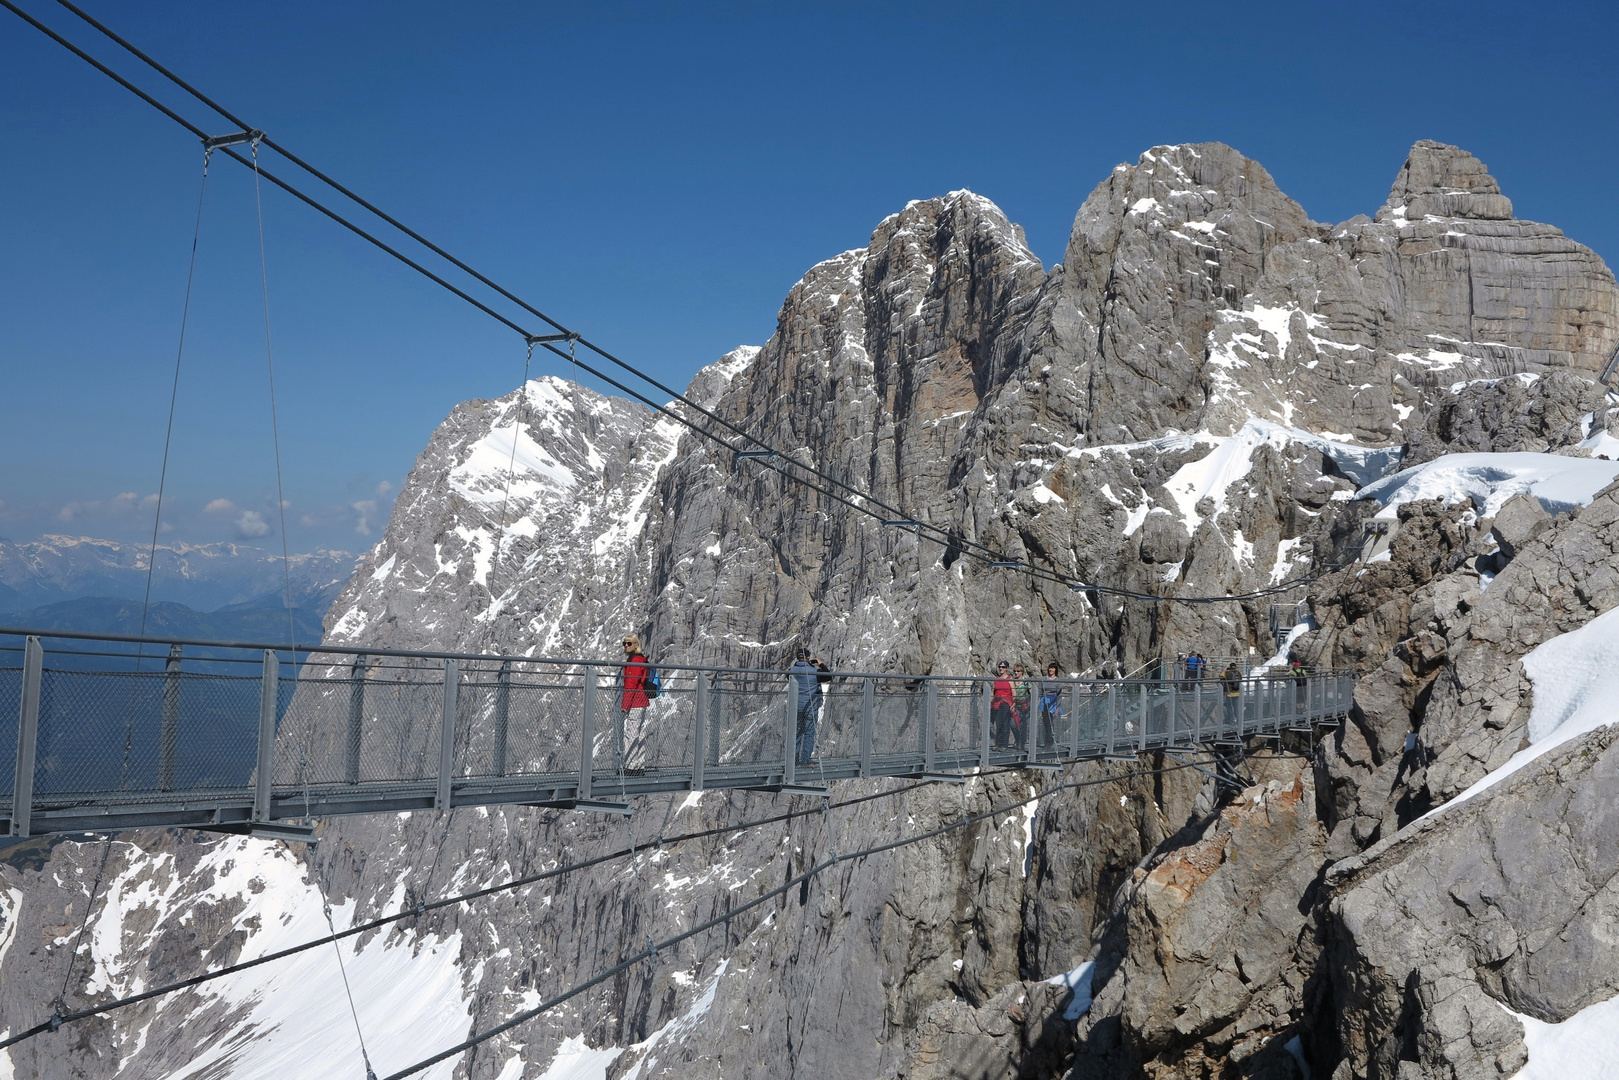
left=790, top=649, right=829, bottom=765
left=1221, top=662, right=1242, bottom=726
left=1039, top=662, right=1065, bottom=749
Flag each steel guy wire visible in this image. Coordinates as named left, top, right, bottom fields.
left=5, top=0, right=1338, bottom=609
left=376, top=761, right=1213, bottom=1080
left=249, top=137, right=299, bottom=653
left=0, top=758, right=1233, bottom=1051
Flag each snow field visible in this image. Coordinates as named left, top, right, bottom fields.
left=1358, top=452, right=1619, bottom=520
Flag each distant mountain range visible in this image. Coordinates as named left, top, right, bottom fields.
left=0, top=534, right=357, bottom=617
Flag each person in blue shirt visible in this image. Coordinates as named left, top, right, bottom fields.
left=1185, top=652, right=1205, bottom=682
left=789, top=649, right=829, bottom=765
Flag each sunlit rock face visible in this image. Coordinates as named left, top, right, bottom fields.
left=4, top=140, right=1619, bottom=1080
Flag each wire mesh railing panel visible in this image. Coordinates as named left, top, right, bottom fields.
left=496, top=678, right=582, bottom=778
left=29, top=669, right=260, bottom=799
left=931, top=680, right=982, bottom=759
left=273, top=670, right=348, bottom=787
left=807, top=684, right=861, bottom=766
left=711, top=673, right=789, bottom=770
left=871, top=680, right=925, bottom=759
left=623, top=676, right=697, bottom=774
left=358, top=675, right=447, bottom=783
left=0, top=667, right=20, bottom=800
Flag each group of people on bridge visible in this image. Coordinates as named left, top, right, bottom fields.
left=611, top=634, right=1316, bottom=770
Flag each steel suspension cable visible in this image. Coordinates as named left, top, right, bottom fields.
left=0, top=0, right=1342, bottom=606
left=379, top=761, right=1201, bottom=1080
left=0, top=756, right=1234, bottom=1051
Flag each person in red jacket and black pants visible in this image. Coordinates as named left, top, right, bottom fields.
left=617, top=634, right=651, bottom=771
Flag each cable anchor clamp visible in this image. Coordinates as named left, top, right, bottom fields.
left=525, top=332, right=580, bottom=345
left=201, top=129, right=265, bottom=151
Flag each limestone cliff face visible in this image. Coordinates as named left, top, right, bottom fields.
left=3, top=140, right=1619, bottom=1080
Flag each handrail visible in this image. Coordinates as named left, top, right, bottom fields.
left=0, top=626, right=1352, bottom=681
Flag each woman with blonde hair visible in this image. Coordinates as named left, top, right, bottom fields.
left=617, top=633, right=651, bottom=771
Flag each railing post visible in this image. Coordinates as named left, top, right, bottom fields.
left=860, top=677, right=874, bottom=777
left=253, top=650, right=277, bottom=823
left=979, top=680, right=991, bottom=768
left=1025, top=684, right=1038, bottom=767
left=783, top=676, right=797, bottom=786
left=159, top=644, right=182, bottom=792
left=1194, top=681, right=1203, bottom=743
left=436, top=659, right=458, bottom=812
left=1069, top=682, right=1080, bottom=760
left=708, top=674, right=721, bottom=767
left=493, top=660, right=511, bottom=778
left=579, top=665, right=596, bottom=801
left=923, top=679, right=937, bottom=772
left=1138, top=683, right=1147, bottom=749
left=692, top=671, right=708, bottom=790
left=1106, top=683, right=1117, bottom=756
left=1169, top=681, right=1179, bottom=745
left=10, top=637, right=42, bottom=838
left=345, top=654, right=368, bottom=785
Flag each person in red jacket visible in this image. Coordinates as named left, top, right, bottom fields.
left=991, top=661, right=1016, bottom=749
left=617, top=634, right=650, bottom=770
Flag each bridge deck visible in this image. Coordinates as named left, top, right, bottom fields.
left=2, top=629, right=1350, bottom=841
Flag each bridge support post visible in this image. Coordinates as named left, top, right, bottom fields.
left=1106, top=683, right=1117, bottom=757
left=10, top=636, right=41, bottom=838
left=436, top=659, right=458, bottom=812
left=783, top=677, right=796, bottom=787
left=1069, top=683, right=1080, bottom=760
left=253, top=650, right=277, bottom=823
left=979, top=680, right=991, bottom=769
left=579, top=665, right=596, bottom=801
left=345, top=654, right=368, bottom=784
left=494, top=661, right=511, bottom=777
left=160, top=644, right=182, bottom=792
left=693, top=672, right=707, bottom=790
left=923, top=680, right=937, bottom=773
left=1194, top=682, right=1203, bottom=743
left=860, top=677, right=874, bottom=778
left=1138, top=683, right=1147, bottom=751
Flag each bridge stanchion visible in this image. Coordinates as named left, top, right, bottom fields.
left=1106, top=683, right=1117, bottom=757
left=923, top=679, right=937, bottom=773
left=345, top=654, right=369, bottom=785
left=783, top=676, right=797, bottom=787
left=1137, top=683, right=1147, bottom=752
left=579, top=665, right=596, bottom=802
left=493, top=661, right=511, bottom=777
left=160, top=644, right=182, bottom=792
left=1069, top=683, right=1080, bottom=761
left=1194, top=681, right=1203, bottom=743
left=860, top=677, right=874, bottom=777
left=693, top=671, right=707, bottom=790
left=979, top=680, right=991, bottom=769
left=436, top=659, right=458, bottom=812
left=9, top=636, right=42, bottom=839
left=253, top=650, right=277, bottom=823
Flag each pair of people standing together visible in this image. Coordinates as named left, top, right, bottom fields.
left=991, top=661, right=1066, bottom=751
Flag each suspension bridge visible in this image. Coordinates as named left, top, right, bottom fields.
left=2, top=626, right=1351, bottom=845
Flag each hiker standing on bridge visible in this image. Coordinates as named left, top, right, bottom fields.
left=991, top=661, right=1016, bottom=749
left=1290, top=659, right=1309, bottom=712
left=1185, top=651, right=1205, bottom=683
left=1039, top=662, right=1065, bottom=749
left=618, top=634, right=652, bottom=771
left=790, top=649, right=830, bottom=766
left=1221, top=661, right=1242, bottom=726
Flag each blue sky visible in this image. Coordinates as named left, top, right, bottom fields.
left=2, top=0, right=1614, bottom=556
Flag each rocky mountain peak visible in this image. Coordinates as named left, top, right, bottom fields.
left=1377, top=138, right=1514, bottom=221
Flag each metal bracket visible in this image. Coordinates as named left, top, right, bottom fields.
left=911, top=771, right=966, bottom=784
left=201, top=129, right=264, bottom=150
left=734, top=450, right=779, bottom=464
left=203, top=821, right=316, bottom=844
left=745, top=783, right=830, bottom=797
left=881, top=519, right=923, bottom=531
left=569, top=799, right=633, bottom=816
left=988, top=561, right=1021, bottom=569
left=525, top=332, right=580, bottom=345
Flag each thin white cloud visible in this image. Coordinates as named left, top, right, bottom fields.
left=204, top=498, right=237, bottom=514
left=235, top=510, right=271, bottom=539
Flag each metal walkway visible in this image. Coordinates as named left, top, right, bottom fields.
left=2, top=628, right=1351, bottom=842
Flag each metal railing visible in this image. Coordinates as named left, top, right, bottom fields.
left=0, top=627, right=1354, bottom=841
